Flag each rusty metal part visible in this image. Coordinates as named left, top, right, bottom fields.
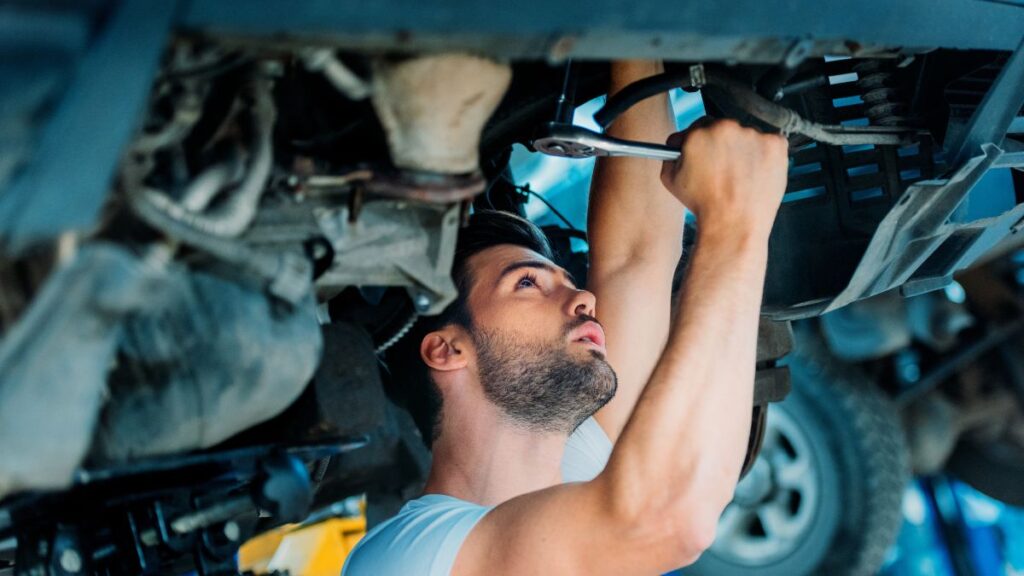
left=348, top=185, right=365, bottom=223
left=742, top=319, right=792, bottom=478
left=363, top=170, right=486, bottom=203
left=302, top=170, right=373, bottom=193
left=754, top=319, right=794, bottom=405
left=300, top=167, right=485, bottom=204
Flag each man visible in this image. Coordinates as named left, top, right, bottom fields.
left=344, top=60, right=789, bottom=575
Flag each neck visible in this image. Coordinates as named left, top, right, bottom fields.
left=423, top=410, right=568, bottom=507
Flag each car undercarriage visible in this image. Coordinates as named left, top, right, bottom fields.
left=1, top=1, right=1023, bottom=574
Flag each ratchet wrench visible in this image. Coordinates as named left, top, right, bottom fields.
left=532, top=123, right=681, bottom=162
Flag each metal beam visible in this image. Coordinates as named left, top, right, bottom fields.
left=947, top=36, right=1024, bottom=168
left=180, top=0, right=1024, bottom=61
left=0, top=0, right=178, bottom=254
left=993, top=151, right=1024, bottom=168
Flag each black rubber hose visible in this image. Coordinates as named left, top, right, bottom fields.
left=128, top=188, right=310, bottom=305
left=595, top=66, right=783, bottom=131
left=593, top=69, right=698, bottom=129
left=595, top=66, right=909, bottom=146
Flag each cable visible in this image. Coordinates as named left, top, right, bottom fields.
left=484, top=174, right=499, bottom=210
left=163, top=53, right=252, bottom=81
left=376, top=312, right=419, bottom=354
left=136, top=77, right=276, bottom=238
left=521, top=185, right=584, bottom=237
left=482, top=172, right=586, bottom=240
left=596, top=64, right=915, bottom=145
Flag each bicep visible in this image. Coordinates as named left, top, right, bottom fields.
left=586, top=156, right=683, bottom=444
left=451, top=479, right=685, bottom=576
left=590, top=258, right=677, bottom=443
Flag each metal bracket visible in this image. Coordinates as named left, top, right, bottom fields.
left=824, top=143, right=1009, bottom=314
left=0, top=0, right=178, bottom=254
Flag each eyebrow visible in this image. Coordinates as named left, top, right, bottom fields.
left=497, top=260, right=577, bottom=288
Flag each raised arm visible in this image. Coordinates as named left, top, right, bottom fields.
left=588, top=60, right=684, bottom=443
left=454, top=119, right=789, bottom=575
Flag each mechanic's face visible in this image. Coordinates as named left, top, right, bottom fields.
left=461, top=245, right=617, bottom=434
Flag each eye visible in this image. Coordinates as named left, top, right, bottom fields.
left=515, top=273, right=539, bottom=290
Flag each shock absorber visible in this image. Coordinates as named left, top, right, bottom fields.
left=853, top=60, right=911, bottom=127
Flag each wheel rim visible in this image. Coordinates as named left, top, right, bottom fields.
left=709, top=406, right=820, bottom=566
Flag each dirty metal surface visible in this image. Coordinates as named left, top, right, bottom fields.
left=182, top=0, right=1024, bottom=60
left=0, top=0, right=178, bottom=254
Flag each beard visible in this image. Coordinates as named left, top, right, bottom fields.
left=473, top=317, right=618, bottom=435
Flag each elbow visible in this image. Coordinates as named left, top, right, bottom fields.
left=671, top=512, right=719, bottom=566
left=610, top=487, right=725, bottom=569
left=602, top=461, right=739, bottom=568
left=665, top=477, right=739, bottom=566
left=609, top=500, right=718, bottom=569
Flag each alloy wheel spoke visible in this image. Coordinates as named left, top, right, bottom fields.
left=774, top=450, right=812, bottom=490
left=758, top=499, right=798, bottom=541
left=717, top=504, right=753, bottom=540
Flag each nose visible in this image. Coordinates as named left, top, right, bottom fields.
left=568, top=288, right=597, bottom=318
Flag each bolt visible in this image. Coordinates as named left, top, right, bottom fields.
left=414, top=294, right=432, bottom=311
left=223, top=521, right=240, bottom=542
left=59, top=549, right=82, bottom=573
left=139, top=529, right=159, bottom=547
left=548, top=35, right=577, bottom=63
left=548, top=144, right=567, bottom=155
left=311, top=242, right=329, bottom=260
left=688, top=64, right=707, bottom=88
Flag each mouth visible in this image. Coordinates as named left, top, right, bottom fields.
left=569, top=321, right=606, bottom=353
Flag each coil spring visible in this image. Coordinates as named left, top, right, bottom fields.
left=852, top=60, right=911, bottom=127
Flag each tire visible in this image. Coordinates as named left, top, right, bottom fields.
left=685, top=352, right=909, bottom=576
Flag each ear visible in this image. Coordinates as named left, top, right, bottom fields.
left=420, top=327, right=470, bottom=373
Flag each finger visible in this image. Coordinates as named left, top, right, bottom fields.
left=770, top=131, right=791, bottom=152
left=665, top=131, right=687, bottom=150
left=685, top=116, right=716, bottom=130
left=667, top=116, right=718, bottom=152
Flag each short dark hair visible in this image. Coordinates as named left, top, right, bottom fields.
left=385, top=210, right=554, bottom=445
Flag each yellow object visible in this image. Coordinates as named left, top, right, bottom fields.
left=238, top=516, right=366, bottom=576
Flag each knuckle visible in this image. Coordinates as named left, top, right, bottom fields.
left=759, top=132, right=786, bottom=152
left=683, top=130, right=706, bottom=148
left=660, top=169, right=674, bottom=188
left=718, top=119, right=743, bottom=134
left=666, top=131, right=687, bottom=149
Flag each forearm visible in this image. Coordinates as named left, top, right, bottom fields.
left=602, top=224, right=768, bottom=540
left=588, top=60, right=683, bottom=268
